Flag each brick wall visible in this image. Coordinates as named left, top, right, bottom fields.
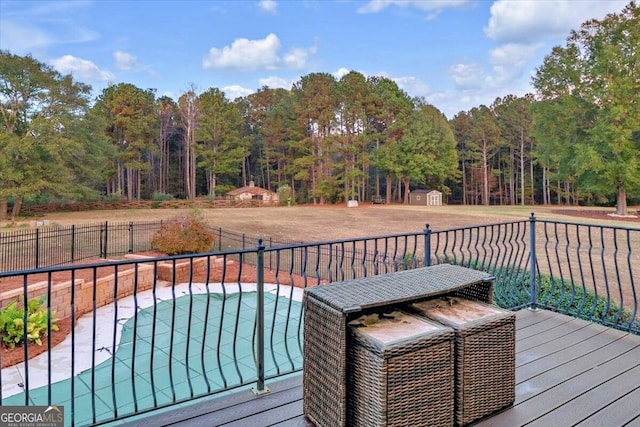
left=155, top=257, right=208, bottom=282
left=0, top=265, right=155, bottom=320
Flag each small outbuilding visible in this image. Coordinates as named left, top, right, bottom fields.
left=226, top=181, right=279, bottom=205
left=409, top=189, right=442, bottom=206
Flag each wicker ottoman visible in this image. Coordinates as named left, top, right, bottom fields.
left=347, top=310, right=455, bottom=427
left=409, top=298, right=515, bottom=426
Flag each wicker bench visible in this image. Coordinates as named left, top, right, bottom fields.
left=303, top=264, right=494, bottom=427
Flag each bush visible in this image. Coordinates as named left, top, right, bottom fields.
left=104, top=190, right=125, bottom=201
left=149, top=212, right=215, bottom=255
left=0, top=297, right=59, bottom=349
left=395, top=253, right=418, bottom=271
left=459, top=260, right=639, bottom=330
left=277, top=184, right=293, bottom=206
left=151, top=192, right=174, bottom=201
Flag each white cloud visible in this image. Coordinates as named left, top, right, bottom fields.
left=488, top=43, right=541, bottom=83
left=432, top=69, right=535, bottom=118
left=358, top=0, right=471, bottom=15
left=282, top=47, right=310, bottom=69
left=333, top=68, right=351, bottom=80
left=393, top=76, right=431, bottom=97
left=203, top=33, right=315, bottom=71
left=222, top=85, right=254, bottom=100
left=449, top=63, right=485, bottom=90
left=442, top=45, right=539, bottom=111
left=204, top=33, right=280, bottom=70
left=114, top=50, right=137, bottom=71
left=50, top=55, right=115, bottom=82
left=476, top=0, right=622, bottom=99
left=258, top=0, right=277, bottom=14
left=258, top=76, right=292, bottom=89
left=485, top=0, right=628, bottom=44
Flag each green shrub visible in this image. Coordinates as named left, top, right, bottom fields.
left=149, top=212, right=215, bottom=255
left=0, top=297, right=59, bottom=349
left=151, top=192, right=174, bottom=201
left=104, top=191, right=125, bottom=201
left=395, top=253, right=418, bottom=271
left=277, top=184, right=293, bottom=206
left=456, top=260, right=639, bottom=330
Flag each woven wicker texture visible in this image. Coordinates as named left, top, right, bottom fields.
left=308, top=264, right=493, bottom=312
left=347, top=312, right=455, bottom=426
left=303, top=298, right=346, bottom=426
left=410, top=298, right=515, bottom=426
left=303, top=264, right=494, bottom=427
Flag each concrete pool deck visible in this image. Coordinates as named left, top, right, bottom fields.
left=1, top=281, right=305, bottom=426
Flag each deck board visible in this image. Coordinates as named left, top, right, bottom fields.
left=119, top=310, right=640, bottom=427
left=573, top=386, right=640, bottom=427
left=516, top=326, right=614, bottom=382
left=528, top=364, right=640, bottom=427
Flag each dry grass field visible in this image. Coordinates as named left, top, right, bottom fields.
left=5, top=203, right=639, bottom=240
left=31, top=204, right=638, bottom=315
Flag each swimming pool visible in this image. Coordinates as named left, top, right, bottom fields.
left=1, top=283, right=304, bottom=426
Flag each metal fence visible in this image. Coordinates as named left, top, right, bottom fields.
left=0, top=222, right=158, bottom=271
left=0, top=214, right=638, bottom=426
left=0, top=221, right=306, bottom=273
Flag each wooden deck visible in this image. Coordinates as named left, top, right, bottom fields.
left=122, top=309, right=640, bottom=427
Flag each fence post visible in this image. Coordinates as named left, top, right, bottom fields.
left=71, top=225, right=75, bottom=262
left=128, top=221, right=134, bottom=254
left=103, top=221, right=108, bottom=258
left=529, top=213, right=538, bottom=311
left=423, top=224, right=432, bottom=267
left=252, top=239, right=270, bottom=395
left=35, top=228, right=40, bottom=269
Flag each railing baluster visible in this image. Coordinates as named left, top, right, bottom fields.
left=217, top=255, right=229, bottom=389
left=600, top=227, right=611, bottom=322
left=168, top=259, right=177, bottom=401
left=253, top=239, right=269, bottom=395
left=185, top=258, right=195, bottom=398
left=625, top=229, right=637, bottom=330
left=70, top=269, right=77, bottom=425
left=150, top=260, right=160, bottom=405
left=200, top=255, right=213, bottom=394
left=529, top=213, right=537, bottom=310
left=90, top=266, right=98, bottom=424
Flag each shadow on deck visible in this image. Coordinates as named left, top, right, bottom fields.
left=121, top=310, right=640, bottom=427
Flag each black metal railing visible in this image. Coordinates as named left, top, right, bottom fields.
left=0, top=221, right=305, bottom=272
left=0, top=214, right=638, bottom=426
left=0, top=221, right=161, bottom=271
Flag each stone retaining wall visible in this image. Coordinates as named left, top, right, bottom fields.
left=0, top=255, right=229, bottom=321
left=0, top=265, right=155, bottom=320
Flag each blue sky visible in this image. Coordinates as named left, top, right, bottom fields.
left=0, top=0, right=629, bottom=118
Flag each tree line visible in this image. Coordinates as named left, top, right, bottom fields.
left=1, top=2, right=638, bottom=218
